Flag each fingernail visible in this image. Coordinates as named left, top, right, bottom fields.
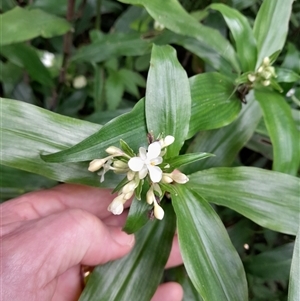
left=111, top=228, right=135, bottom=247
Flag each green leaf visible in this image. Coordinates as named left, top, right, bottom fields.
left=188, top=72, right=241, bottom=138
left=72, top=32, right=151, bottom=63
left=119, top=0, right=241, bottom=72
left=255, top=90, right=300, bottom=176
left=288, top=227, right=300, bottom=301
left=209, top=3, right=257, bottom=72
left=0, top=43, right=54, bottom=87
left=123, top=197, right=150, bottom=234
left=0, top=98, right=120, bottom=187
left=119, top=139, right=136, bottom=157
left=184, top=92, right=261, bottom=173
left=105, top=69, right=124, bottom=111
left=253, top=0, right=294, bottom=67
left=188, top=167, right=300, bottom=235
left=0, top=6, right=71, bottom=45
left=153, top=30, right=233, bottom=74
left=166, top=266, right=204, bottom=301
left=166, top=153, right=214, bottom=170
left=42, top=99, right=147, bottom=163
left=282, top=43, right=300, bottom=74
left=119, top=68, right=146, bottom=98
left=172, top=185, right=248, bottom=300
left=80, top=203, right=176, bottom=301
left=146, top=45, right=191, bottom=157
left=93, top=65, right=105, bottom=111
left=244, top=243, right=294, bottom=281
left=0, top=165, right=56, bottom=201
left=276, top=67, right=300, bottom=83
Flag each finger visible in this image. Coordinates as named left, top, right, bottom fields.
left=165, top=235, right=183, bottom=269
left=50, top=265, right=82, bottom=301
left=2, top=184, right=131, bottom=223
left=151, top=282, right=183, bottom=301
left=102, top=209, right=129, bottom=227
left=3, top=208, right=134, bottom=291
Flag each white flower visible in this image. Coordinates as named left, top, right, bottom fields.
left=128, top=142, right=163, bottom=183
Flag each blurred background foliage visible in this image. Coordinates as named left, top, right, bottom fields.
left=0, top=0, right=299, bottom=300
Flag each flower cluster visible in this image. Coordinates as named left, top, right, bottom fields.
left=88, top=135, right=189, bottom=220
left=247, top=57, right=277, bottom=87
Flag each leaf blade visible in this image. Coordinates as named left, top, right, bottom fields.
left=146, top=44, right=191, bottom=157
left=210, top=3, right=257, bottom=71
left=80, top=203, right=176, bottom=301
left=0, top=7, right=71, bottom=45
left=188, top=72, right=242, bottom=138
left=288, top=226, right=300, bottom=301
left=188, top=167, right=300, bottom=235
left=119, top=0, right=241, bottom=72
left=255, top=90, right=300, bottom=176
left=172, top=185, right=248, bottom=300
left=42, top=99, right=147, bottom=163
left=253, top=0, right=294, bottom=66
left=0, top=98, right=115, bottom=186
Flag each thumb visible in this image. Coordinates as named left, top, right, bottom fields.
left=8, top=208, right=134, bottom=285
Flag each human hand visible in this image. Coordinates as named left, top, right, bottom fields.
left=1, top=184, right=183, bottom=301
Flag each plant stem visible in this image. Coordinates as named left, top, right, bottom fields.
left=59, top=0, right=75, bottom=84
left=50, top=0, right=75, bottom=110
left=95, top=0, right=102, bottom=30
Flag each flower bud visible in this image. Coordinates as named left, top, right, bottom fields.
left=154, top=20, right=165, bottom=31
left=248, top=74, right=256, bottom=82
left=161, top=174, right=173, bottom=183
left=263, top=57, right=270, bottom=66
left=153, top=183, right=162, bottom=197
left=170, top=171, right=189, bottom=184
left=262, top=80, right=270, bottom=86
left=160, top=135, right=175, bottom=148
left=73, top=75, right=87, bottom=89
left=108, top=194, right=125, bottom=215
left=113, top=160, right=128, bottom=169
left=154, top=203, right=164, bottom=220
left=127, top=170, right=135, bottom=181
left=105, top=146, right=123, bottom=156
left=122, top=180, right=138, bottom=194
left=257, top=66, right=263, bottom=74
left=146, top=187, right=155, bottom=205
left=124, top=191, right=134, bottom=200
left=88, top=159, right=106, bottom=172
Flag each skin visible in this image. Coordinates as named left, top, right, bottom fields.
left=1, top=184, right=183, bottom=301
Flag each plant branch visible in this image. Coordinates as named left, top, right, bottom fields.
left=95, top=0, right=102, bottom=30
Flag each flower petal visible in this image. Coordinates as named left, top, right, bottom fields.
left=139, top=147, right=147, bottom=160
left=147, top=142, right=161, bottom=160
left=148, top=165, right=162, bottom=183
left=128, top=157, right=144, bottom=171
left=150, top=156, right=163, bottom=166
left=139, top=165, right=148, bottom=179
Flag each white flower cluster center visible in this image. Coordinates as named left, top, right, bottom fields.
left=88, top=135, right=188, bottom=220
